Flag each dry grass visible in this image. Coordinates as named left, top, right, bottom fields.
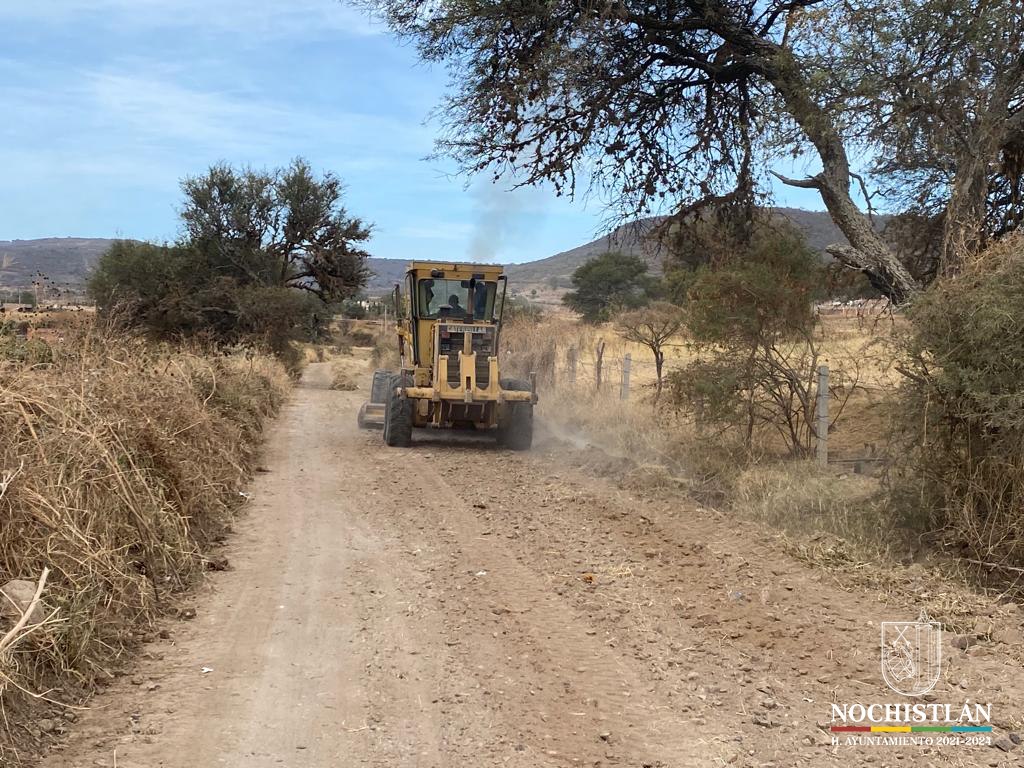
left=510, top=310, right=918, bottom=550
left=369, top=333, right=400, bottom=372
left=730, top=462, right=908, bottom=559
left=782, top=531, right=986, bottom=635
left=329, top=360, right=361, bottom=391
left=0, top=327, right=289, bottom=759
left=539, top=386, right=703, bottom=474
left=514, top=311, right=999, bottom=631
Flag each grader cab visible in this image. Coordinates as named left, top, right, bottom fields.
left=357, top=261, right=536, bottom=449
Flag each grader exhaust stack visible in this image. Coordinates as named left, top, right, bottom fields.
left=357, top=261, right=536, bottom=449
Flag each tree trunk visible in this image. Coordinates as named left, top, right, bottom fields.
left=940, top=78, right=1023, bottom=275
left=941, top=156, right=991, bottom=275
left=693, top=15, right=921, bottom=302
left=766, top=56, right=920, bottom=303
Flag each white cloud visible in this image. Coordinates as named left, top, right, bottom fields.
left=0, top=0, right=382, bottom=39
left=2, top=55, right=431, bottom=155
left=84, top=72, right=271, bottom=149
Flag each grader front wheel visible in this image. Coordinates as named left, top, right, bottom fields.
left=383, top=373, right=414, bottom=447
left=497, top=378, right=534, bottom=451
left=499, top=403, right=534, bottom=450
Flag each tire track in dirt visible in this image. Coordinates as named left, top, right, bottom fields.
left=361, top=444, right=719, bottom=766
left=38, top=363, right=1024, bottom=768
left=351, top=425, right=1024, bottom=767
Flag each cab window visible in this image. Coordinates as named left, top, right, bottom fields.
left=418, top=279, right=497, bottom=320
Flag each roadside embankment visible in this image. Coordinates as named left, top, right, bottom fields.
left=0, top=329, right=289, bottom=762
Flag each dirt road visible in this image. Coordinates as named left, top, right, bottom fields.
left=41, top=364, right=1023, bottom=767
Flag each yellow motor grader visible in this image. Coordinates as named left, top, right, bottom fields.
left=357, top=261, right=536, bottom=449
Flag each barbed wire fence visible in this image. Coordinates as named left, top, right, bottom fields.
left=548, top=340, right=890, bottom=473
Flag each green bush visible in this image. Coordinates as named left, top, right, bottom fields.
left=340, top=299, right=367, bottom=319
left=0, top=337, right=53, bottom=366
left=88, top=159, right=372, bottom=364
left=900, top=233, right=1024, bottom=567
left=666, top=220, right=828, bottom=457
left=89, top=241, right=323, bottom=370
left=562, top=251, right=657, bottom=322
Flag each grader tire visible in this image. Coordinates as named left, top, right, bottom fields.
left=370, top=369, right=391, bottom=404
left=501, top=403, right=534, bottom=450
left=498, top=378, right=534, bottom=451
left=383, top=373, right=414, bottom=447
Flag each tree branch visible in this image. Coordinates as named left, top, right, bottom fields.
left=0, top=568, right=51, bottom=656
left=770, top=170, right=822, bottom=189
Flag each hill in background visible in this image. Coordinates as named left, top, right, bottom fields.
left=506, top=207, right=887, bottom=289
left=359, top=208, right=882, bottom=295
left=1, top=208, right=877, bottom=299
left=0, top=237, right=410, bottom=296
left=0, top=238, right=117, bottom=294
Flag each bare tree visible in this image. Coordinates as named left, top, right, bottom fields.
left=616, top=302, right=684, bottom=402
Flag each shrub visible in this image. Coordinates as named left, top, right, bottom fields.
left=89, top=242, right=323, bottom=373
left=666, top=221, right=840, bottom=457
left=562, top=251, right=657, bottom=323
left=900, top=232, right=1024, bottom=568
left=345, top=328, right=378, bottom=347
left=88, top=159, right=374, bottom=363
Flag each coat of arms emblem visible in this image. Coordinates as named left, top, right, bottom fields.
left=881, top=618, right=942, bottom=696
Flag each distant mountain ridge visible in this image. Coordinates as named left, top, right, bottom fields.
left=505, top=207, right=889, bottom=292
left=371, top=208, right=885, bottom=292
left=0, top=237, right=412, bottom=293
left=0, top=238, right=118, bottom=290
left=1, top=208, right=870, bottom=295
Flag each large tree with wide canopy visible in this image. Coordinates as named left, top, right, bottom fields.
left=359, top=0, right=1024, bottom=302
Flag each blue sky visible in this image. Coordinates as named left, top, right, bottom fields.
left=0, top=0, right=825, bottom=264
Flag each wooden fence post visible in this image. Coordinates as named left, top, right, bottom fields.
left=594, top=339, right=606, bottom=390
left=817, top=364, right=829, bottom=466
left=567, top=346, right=577, bottom=385
left=621, top=353, right=631, bottom=400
